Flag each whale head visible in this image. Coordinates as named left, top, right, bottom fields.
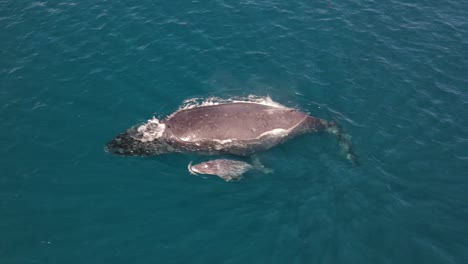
left=105, top=124, right=171, bottom=156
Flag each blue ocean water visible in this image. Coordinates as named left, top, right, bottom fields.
left=1, top=0, right=468, bottom=263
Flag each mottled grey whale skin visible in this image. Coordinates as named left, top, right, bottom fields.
left=106, top=102, right=329, bottom=157
left=188, top=159, right=254, bottom=181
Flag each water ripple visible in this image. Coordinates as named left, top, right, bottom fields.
left=1, top=0, right=468, bottom=263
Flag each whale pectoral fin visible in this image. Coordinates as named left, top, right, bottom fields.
left=259, top=167, right=274, bottom=174
left=218, top=171, right=244, bottom=182
left=250, top=154, right=274, bottom=174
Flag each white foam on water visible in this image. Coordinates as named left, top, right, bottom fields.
left=134, top=117, right=166, bottom=142
left=177, top=95, right=290, bottom=112
left=188, top=161, right=198, bottom=175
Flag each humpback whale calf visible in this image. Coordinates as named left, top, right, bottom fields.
left=105, top=98, right=358, bottom=166
left=188, top=159, right=254, bottom=182
left=188, top=158, right=273, bottom=181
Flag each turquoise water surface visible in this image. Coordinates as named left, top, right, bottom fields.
left=1, top=0, right=468, bottom=263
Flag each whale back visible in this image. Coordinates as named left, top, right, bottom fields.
left=164, top=103, right=311, bottom=142
left=106, top=102, right=327, bottom=156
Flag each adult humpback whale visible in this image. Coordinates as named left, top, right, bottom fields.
left=105, top=98, right=357, bottom=164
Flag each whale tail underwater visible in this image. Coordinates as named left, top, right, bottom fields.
left=320, top=119, right=359, bottom=165
left=105, top=97, right=359, bottom=168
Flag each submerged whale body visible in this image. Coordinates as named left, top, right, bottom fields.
left=105, top=99, right=357, bottom=164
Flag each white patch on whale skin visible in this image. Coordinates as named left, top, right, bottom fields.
left=213, top=139, right=233, bottom=144
left=179, top=127, right=296, bottom=145
left=257, top=128, right=290, bottom=138
left=255, top=115, right=308, bottom=141
left=134, top=117, right=166, bottom=142
left=180, top=137, right=234, bottom=145
left=179, top=135, right=193, bottom=142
